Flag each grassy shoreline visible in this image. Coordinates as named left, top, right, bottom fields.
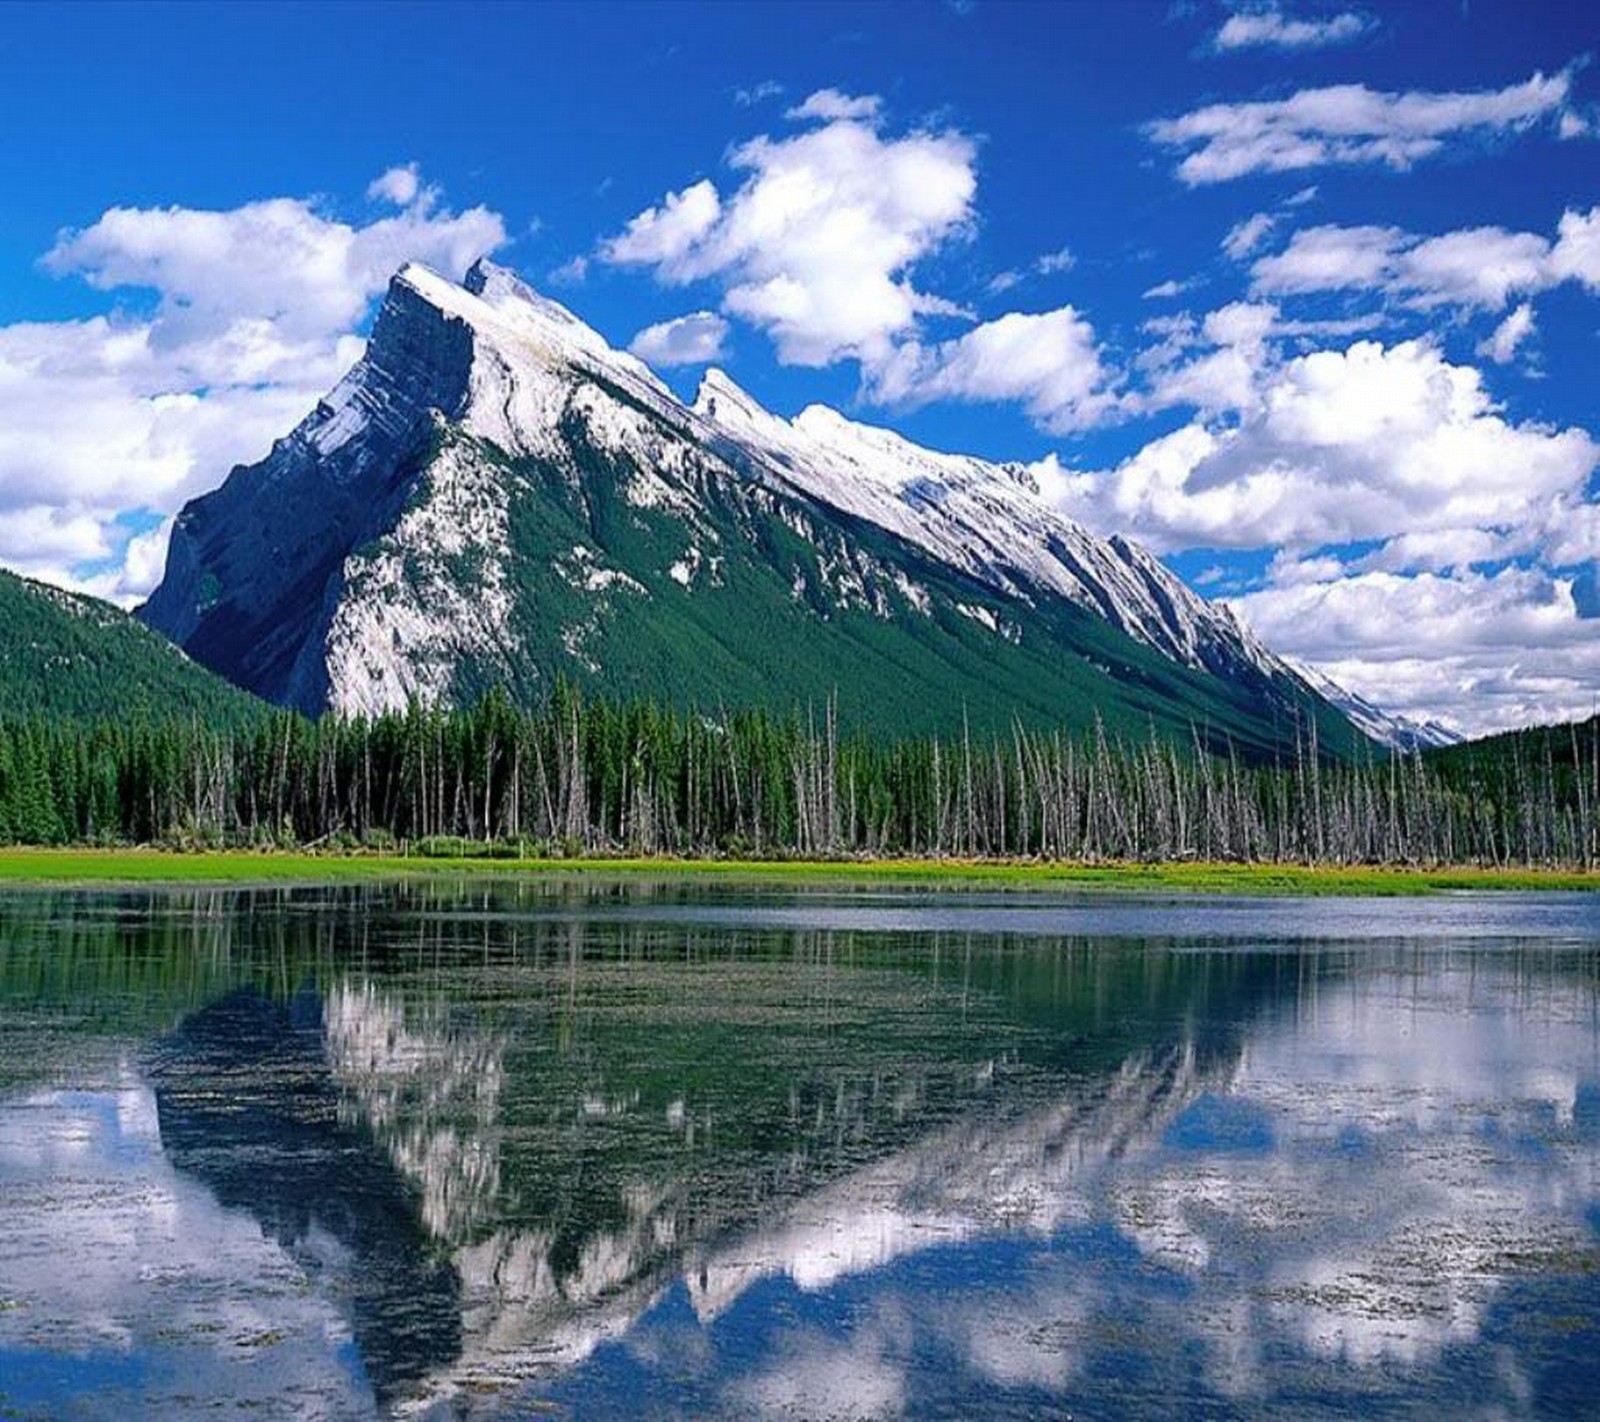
left=0, top=847, right=1594, bottom=894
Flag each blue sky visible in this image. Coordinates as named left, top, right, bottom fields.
left=0, top=0, right=1596, bottom=732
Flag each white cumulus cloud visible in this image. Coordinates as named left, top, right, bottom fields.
left=870, top=307, right=1118, bottom=434
left=628, top=310, right=730, bottom=366
left=1045, top=328, right=1599, bottom=731
left=1062, top=338, right=1596, bottom=554
left=366, top=162, right=421, bottom=206
left=597, top=88, right=1121, bottom=433
left=1139, top=301, right=1279, bottom=417
left=600, top=179, right=722, bottom=271
left=786, top=88, right=882, bottom=122
left=600, top=98, right=977, bottom=368
left=1250, top=209, right=1600, bottom=310
left=1232, top=565, right=1600, bottom=735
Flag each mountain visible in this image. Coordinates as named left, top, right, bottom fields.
left=0, top=567, right=262, bottom=723
left=1293, top=664, right=1461, bottom=752
left=139, top=259, right=1363, bottom=758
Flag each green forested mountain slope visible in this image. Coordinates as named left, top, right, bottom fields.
left=0, top=567, right=264, bottom=723
left=1426, top=713, right=1599, bottom=790
left=421, top=420, right=1361, bottom=759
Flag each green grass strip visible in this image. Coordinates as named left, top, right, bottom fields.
left=0, top=848, right=1595, bottom=894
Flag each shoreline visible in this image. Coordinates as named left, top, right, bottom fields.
left=0, top=848, right=1595, bottom=895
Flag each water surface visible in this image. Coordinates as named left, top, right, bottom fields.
left=0, top=880, right=1596, bottom=1419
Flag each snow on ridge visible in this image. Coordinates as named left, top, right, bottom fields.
left=388, top=263, right=1305, bottom=702
left=391, top=260, right=683, bottom=460
left=1292, top=663, right=1462, bottom=751
left=693, top=374, right=1284, bottom=681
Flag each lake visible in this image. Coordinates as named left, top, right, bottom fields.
left=0, top=879, right=1596, bottom=1419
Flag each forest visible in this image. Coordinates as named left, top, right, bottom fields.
left=0, top=688, right=1595, bottom=869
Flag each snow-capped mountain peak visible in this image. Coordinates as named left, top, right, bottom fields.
left=693, top=366, right=770, bottom=422
left=140, top=259, right=1359, bottom=756
left=395, top=260, right=679, bottom=422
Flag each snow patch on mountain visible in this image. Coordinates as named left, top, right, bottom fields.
left=393, top=260, right=688, bottom=465
left=321, top=433, right=516, bottom=717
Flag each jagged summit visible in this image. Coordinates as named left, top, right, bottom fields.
left=138, top=259, right=1363, bottom=756
left=393, top=259, right=679, bottom=423
left=693, top=366, right=779, bottom=435
left=461, top=256, right=607, bottom=343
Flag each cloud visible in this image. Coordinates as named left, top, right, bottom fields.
left=548, top=254, right=589, bottom=285
left=1222, top=212, right=1277, bottom=261
left=1249, top=222, right=1404, bottom=294
left=1232, top=565, right=1600, bottom=734
left=600, top=95, right=977, bottom=368
left=1476, top=301, right=1536, bottom=364
left=628, top=310, right=730, bottom=366
left=1148, top=67, right=1575, bottom=184
left=45, top=189, right=503, bottom=346
left=1249, top=206, right=1600, bottom=310
left=987, top=246, right=1076, bottom=296
left=870, top=306, right=1118, bottom=433
left=116, top=517, right=177, bottom=600
left=0, top=171, right=505, bottom=602
left=730, top=1320, right=906, bottom=1421
left=1213, top=7, right=1370, bottom=52
left=1047, top=324, right=1598, bottom=730
left=1062, top=337, right=1595, bottom=553
left=1144, top=278, right=1192, bottom=299
left=785, top=88, right=882, bottom=123
left=1139, top=300, right=1278, bottom=416
left=600, top=179, right=722, bottom=270
left=735, top=80, right=784, bottom=107
left=1397, top=228, right=1553, bottom=310
left=597, top=98, right=1121, bottom=433
left=366, top=162, right=421, bottom=206
left=1549, top=205, right=1600, bottom=289
left=0, top=1082, right=377, bottom=1416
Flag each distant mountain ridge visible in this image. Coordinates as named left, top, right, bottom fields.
left=1293, top=664, right=1462, bottom=752
left=138, top=259, right=1365, bottom=758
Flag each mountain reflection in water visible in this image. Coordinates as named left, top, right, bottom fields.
left=0, top=881, right=1596, bottom=1420
left=148, top=986, right=462, bottom=1405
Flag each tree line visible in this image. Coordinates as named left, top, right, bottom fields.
left=0, top=688, right=1595, bottom=868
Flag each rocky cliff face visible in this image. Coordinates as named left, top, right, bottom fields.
left=141, top=272, right=477, bottom=708
left=139, top=259, right=1364, bottom=757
